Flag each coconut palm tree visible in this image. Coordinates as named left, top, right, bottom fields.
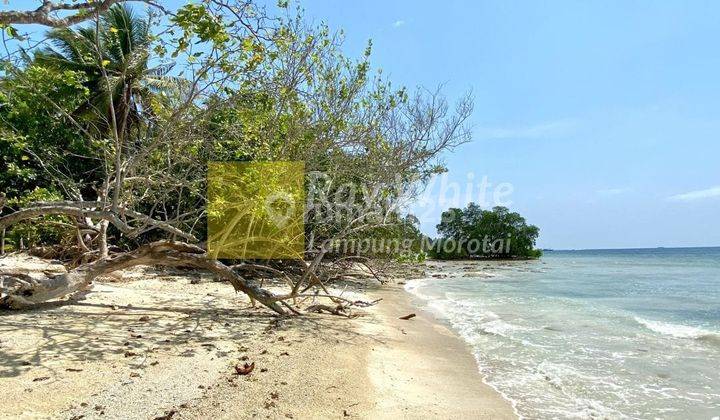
left=34, top=4, right=174, bottom=137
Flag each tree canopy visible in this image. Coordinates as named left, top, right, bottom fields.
left=430, top=204, right=541, bottom=259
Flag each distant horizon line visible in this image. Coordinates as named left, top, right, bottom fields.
left=543, top=245, right=720, bottom=252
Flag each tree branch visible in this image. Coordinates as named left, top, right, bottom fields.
left=0, top=204, right=198, bottom=242
left=0, top=0, right=166, bottom=27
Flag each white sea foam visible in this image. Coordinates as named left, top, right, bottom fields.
left=421, top=292, right=529, bottom=340
left=635, top=317, right=720, bottom=344
left=402, top=278, right=424, bottom=293
left=478, top=316, right=531, bottom=338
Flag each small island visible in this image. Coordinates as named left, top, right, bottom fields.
left=425, top=204, right=541, bottom=260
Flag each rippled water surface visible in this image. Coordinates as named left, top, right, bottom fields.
left=406, top=248, right=720, bottom=419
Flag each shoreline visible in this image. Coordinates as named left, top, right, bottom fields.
left=0, top=254, right=516, bottom=419
left=362, top=284, right=517, bottom=419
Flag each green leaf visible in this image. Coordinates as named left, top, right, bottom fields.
left=5, top=26, right=18, bottom=39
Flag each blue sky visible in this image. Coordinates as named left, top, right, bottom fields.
left=298, top=0, right=720, bottom=249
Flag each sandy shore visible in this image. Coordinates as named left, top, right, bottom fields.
left=362, top=285, right=516, bottom=419
left=0, top=255, right=516, bottom=419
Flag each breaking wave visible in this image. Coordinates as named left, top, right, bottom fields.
left=635, top=317, right=720, bottom=345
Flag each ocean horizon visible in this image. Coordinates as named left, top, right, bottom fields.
left=407, top=247, right=720, bottom=419
left=546, top=246, right=720, bottom=252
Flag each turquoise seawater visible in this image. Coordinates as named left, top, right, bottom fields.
left=406, top=248, right=720, bottom=419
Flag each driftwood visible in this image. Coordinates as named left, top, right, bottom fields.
left=0, top=240, right=285, bottom=314
left=306, top=303, right=347, bottom=316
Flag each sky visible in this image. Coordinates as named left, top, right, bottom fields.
left=297, top=0, right=720, bottom=249
left=4, top=1, right=719, bottom=249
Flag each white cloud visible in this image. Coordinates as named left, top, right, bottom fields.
left=393, top=20, right=405, bottom=28
left=476, top=119, right=576, bottom=140
left=668, top=186, right=720, bottom=202
left=597, top=188, right=631, bottom=196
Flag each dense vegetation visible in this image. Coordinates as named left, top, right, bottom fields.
left=428, top=204, right=541, bottom=259
left=0, top=1, right=469, bottom=311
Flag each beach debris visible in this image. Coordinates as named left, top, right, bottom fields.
left=153, top=410, right=176, bottom=420
left=306, top=303, right=347, bottom=316
left=399, top=313, right=416, bottom=320
left=235, top=362, right=255, bottom=375
left=138, top=315, right=151, bottom=322
left=32, top=376, right=50, bottom=382
left=66, top=368, right=83, bottom=372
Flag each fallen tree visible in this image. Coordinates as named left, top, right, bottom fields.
left=0, top=2, right=471, bottom=318
left=0, top=239, right=286, bottom=313
left=0, top=203, right=388, bottom=315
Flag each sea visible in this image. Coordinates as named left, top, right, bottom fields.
left=405, top=247, right=720, bottom=419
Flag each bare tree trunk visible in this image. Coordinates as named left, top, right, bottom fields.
left=0, top=240, right=286, bottom=314
left=1, top=228, right=5, bottom=255
left=98, top=220, right=109, bottom=258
